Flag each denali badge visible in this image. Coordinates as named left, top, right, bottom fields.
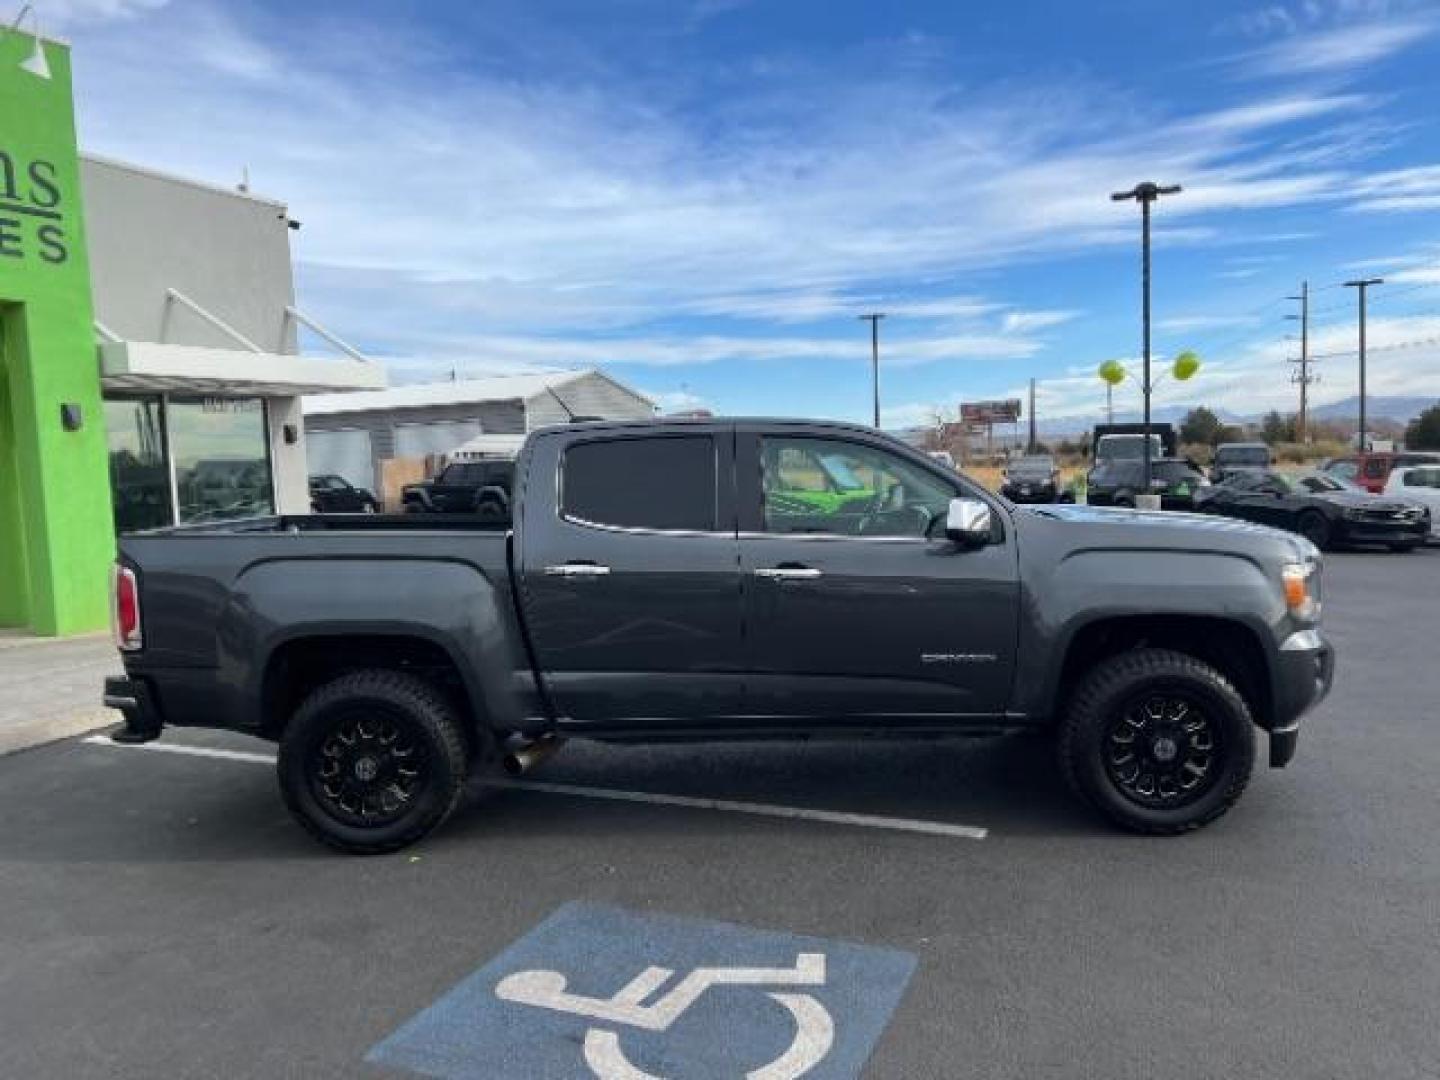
left=921, top=652, right=998, bottom=664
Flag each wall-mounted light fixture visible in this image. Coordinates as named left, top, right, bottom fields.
left=283, top=424, right=299, bottom=445
left=60, top=402, right=83, bottom=431
left=9, top=5, right=50, bottom=81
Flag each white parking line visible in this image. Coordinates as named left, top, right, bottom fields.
left=83, top=734, right=275, bottom=765
left=80, top=735, right=988, bottom=841
left=491, top=778, right=988, bottom=840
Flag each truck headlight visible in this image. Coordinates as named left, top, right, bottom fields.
left=1283, top=561, right=1320, bottom=621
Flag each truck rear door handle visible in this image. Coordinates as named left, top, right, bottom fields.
left=754, top=566, right=822, bottom=580
left=544, top=563, right=611, bottom=577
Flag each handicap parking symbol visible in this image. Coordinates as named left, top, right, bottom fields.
left=367, top=902, right=917, bottom=1079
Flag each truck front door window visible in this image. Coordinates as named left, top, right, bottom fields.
left=760, top=437, right=952, bottom=538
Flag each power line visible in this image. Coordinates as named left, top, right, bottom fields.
left=1307, top=333, right=1440, bottom=360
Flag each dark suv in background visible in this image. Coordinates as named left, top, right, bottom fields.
left=1000, top=454, right=1065, bottom=503
left=401, top=460, right=516, bottom=518
left=1088, top=458, right=1211, bottom=510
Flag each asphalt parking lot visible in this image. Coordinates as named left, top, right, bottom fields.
left=1, top=548, right=1436, bottom=1079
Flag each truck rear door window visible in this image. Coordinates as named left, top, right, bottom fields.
left=563, top=436, right=717, bottom=531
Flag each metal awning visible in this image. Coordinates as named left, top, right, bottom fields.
left=99, top=341, right=386, bottom=397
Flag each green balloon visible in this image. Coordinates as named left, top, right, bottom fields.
left=1098, top=359, right=1127, bottom=386
left=1172, top=350, right=1201, bottom=381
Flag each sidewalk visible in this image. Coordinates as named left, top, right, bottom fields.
left=0, top=630, right=120, bottom=755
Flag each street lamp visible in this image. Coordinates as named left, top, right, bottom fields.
left=1342, top=278, right=1383, bottom=452
left=858, top=313, right=886, bottom=428
left=1111, top=181, right=1182, bottom=498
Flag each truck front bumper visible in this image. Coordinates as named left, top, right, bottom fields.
left=103, top=676, right=164, bottom=744
left=1269, top=629, right=1335, bottom=767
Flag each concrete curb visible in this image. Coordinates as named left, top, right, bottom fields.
left=0, top=710, right=114, bottom=757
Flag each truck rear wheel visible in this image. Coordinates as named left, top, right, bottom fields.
left=1058, top=649, right=1254, bottom=834
left=278, top=670, right=471, bottom=855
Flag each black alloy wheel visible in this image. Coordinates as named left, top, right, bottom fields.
left=1102, top=692, right=1222, bottom=808
left=278, top=670, right=473, bottom=854
left=310, top=710, right=427, bottom=828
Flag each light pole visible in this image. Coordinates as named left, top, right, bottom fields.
left=858, top=313, right=886, bottom=428
left=1286, top=281, right=1313, bottom=442
left=1111, top=181, right=1182, bottom=497
left=1343, top=278, right=1382, bottom=452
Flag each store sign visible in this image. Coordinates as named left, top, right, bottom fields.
left=960, top=399, right=1022, bottom=425
left=200, top=398, right=262, bottom=414
left=0, top=147, right=68, bottom=265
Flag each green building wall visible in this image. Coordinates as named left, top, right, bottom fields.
left=0, top=35, right=115, bottom=635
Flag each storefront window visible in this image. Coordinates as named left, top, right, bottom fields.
left=169, top=398, right=273, bottom=523
left=104, top=397, right=172, bottom=533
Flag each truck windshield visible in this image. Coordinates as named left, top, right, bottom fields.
left=1217, top=447, right=1269, bottom=466
left=1097, top=435, right=1161, bottom=460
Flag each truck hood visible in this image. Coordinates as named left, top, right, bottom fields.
left=1014, top=503, right=1318, bottom=560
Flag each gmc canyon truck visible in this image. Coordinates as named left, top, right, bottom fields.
left=104, top=419, right=1334, bottom=854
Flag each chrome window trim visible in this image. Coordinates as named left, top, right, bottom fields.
left=737, top=529, right=938, bottom=544
left=560, top=513, right=734, bottom=539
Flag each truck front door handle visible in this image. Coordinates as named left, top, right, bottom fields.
left=544, top=563, right=612, bottom=577
left=754, top=566, right=823, bottom=580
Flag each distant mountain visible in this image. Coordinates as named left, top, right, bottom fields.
left=1307, top=396, right=1435, bottom=424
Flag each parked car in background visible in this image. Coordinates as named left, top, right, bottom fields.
left=1001, top=454, right=1065, bottom=503
left=308, top=474, right=379, bottom=514
left=1090, top=422, right=1177, bottom=463
left=1196, top=468, right=1429, bottom=551
left=1322, top=451, right=1440, bottom=494
left=401, top=460, right=515, bottom=519
left=1383, top=465, right=1440, bottom=540
left=1087, top=458, right=1210, bottom=510
left=1210, top=442, right=1271, bottom=483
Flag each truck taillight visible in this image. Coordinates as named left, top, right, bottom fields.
left=111, top=564, right=142, bottom=651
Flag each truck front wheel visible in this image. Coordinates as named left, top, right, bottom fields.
left=278, top=670, right=471, bottom=855
left=1058, top=649, right=1255, bottom=834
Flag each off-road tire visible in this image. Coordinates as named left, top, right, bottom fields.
left=278, top=670, right=472, bottom=855
left=1058, top=648, right=1255, bottom=835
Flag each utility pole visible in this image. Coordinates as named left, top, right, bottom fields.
left=1028, top=377, right=1037, bottom=453
left=1286, top=281, right=1313, bottom=442
left=1343, top=278, right=1383, bottom=452
left=858, top=313, right=886, bottom=428
left=1111, top=181, right=1182, bottom=495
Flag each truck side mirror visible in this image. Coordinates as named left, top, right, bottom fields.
left=945, top=497, right=992, bottom=547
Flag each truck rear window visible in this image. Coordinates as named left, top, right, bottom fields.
left=562, top=436, right=717, bottom=531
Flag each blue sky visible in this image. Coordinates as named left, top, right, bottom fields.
left=44, top=0, right=1440, bottom=426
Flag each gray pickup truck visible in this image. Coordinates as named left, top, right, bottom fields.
left=105, top=418, right=1334, bottom=853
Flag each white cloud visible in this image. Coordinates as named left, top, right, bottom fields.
left=57, top=2, right=1398, bottom=370
left=1239, top=16, right=1436, bottom=77
left=1001, top=310, right=1079, bottom=334
left=1157, top=314, right=1263, bottom=333
left=34, top=0, right=170, bottom=28
left=643, top=388, right=711, bottom=414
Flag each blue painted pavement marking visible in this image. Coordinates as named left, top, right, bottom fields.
left=367, top=901, right=917, bottom=1079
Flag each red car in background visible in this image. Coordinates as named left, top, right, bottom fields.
left=1323, top=451, right=1440, bottom=494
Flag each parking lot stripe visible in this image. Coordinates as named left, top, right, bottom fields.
left=81, top=734, right=276, bottom=765
left=80, top=736, right=988, bottom=840
left=486, top=778, right=988, bottom=840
